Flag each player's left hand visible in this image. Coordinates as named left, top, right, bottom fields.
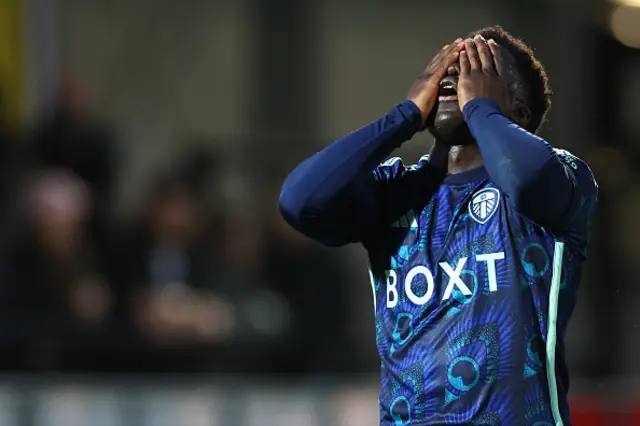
left=457, top=35, right=509, bottom=112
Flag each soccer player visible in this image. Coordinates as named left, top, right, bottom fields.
left=279, top=26, right=597, bottom=426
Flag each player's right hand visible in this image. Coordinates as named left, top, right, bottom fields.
left=407, top=39, right=464, bottom=129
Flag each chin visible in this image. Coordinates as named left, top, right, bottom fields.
left=428, top=111, right=474, bottom=145
left=433, top=110, right=464, bottom=134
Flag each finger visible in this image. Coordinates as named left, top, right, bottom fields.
left=425, top=44, right=450, bottom=73
left=459, top=50, right=470, bottom=75
left=488, top=39, right=505, bottom=76
left=464, top=38, right=481, bottom=70
left=449, top=38, right=465, bottom=54
left=440, top=40, right=463, bottom=67
left=442, top=39, right=464, bottom=57
left=474, top=35, right=495, bottom=74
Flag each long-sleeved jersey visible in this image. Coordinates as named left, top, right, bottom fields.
left=279, top=98, right=598, bottom=425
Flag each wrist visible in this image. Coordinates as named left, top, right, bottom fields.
left=405, top=99, right=430, bottom=127
left=462, top=98, right=501, bottom=119
left=407, top=80, right=440, bottom=123
left=397, top=100, right=424, bottom=134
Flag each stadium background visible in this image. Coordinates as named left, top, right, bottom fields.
left=0, top=0, right=638, bottom=424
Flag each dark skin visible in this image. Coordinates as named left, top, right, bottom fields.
left=407, top=34, right=532, bottom=175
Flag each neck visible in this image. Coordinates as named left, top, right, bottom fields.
left=428, top=140, right=484, bottom=175
left=447, top=144, right=483, bottom=174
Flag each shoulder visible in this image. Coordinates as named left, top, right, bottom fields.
left=550, top=148, right=598, bottom=242
left=553, top=148, right=591, bottom=174
left=552, top=148, right=598, bottom=190
left=372, top=155, right=431, bottom=183
left=553, top=148, right=583, bottom=168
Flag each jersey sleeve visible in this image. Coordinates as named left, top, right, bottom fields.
left=462, top=98, right=597, bottom=236
left=551, top=149, right=598, bottom=240
left=279, top=101, right=423, bottom=246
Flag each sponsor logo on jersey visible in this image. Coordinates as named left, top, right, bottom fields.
left=469, top=188, right=500, bottom=225
left=382, top=252, right=505, bottom=307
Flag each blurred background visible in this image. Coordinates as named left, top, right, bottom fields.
left=0, top=0, right=637, bottom=424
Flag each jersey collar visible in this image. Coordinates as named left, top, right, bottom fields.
left=443, top=166, right=488, bottom=185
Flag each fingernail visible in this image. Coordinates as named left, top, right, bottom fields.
left=455, top=38, right=463, bottom=42
left=488, top=39, right=496, bottom=45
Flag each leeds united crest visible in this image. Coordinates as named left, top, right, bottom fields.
left=469, top=188, right=500, bottom=224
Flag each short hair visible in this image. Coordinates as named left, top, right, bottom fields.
left=470, top=26, right=552, bottom=133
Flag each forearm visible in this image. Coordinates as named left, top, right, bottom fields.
left=463, top=98, right=572, bottom=223
left=279, top=101, right=422, bottom=245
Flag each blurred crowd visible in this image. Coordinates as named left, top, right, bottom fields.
left=0, top=79, right=359, bottom=376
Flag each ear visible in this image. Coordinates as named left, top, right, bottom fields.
left=511, top=99, right=531, bottom=129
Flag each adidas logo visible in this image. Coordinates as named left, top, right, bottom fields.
left=391, top=209, right=419, bottom=228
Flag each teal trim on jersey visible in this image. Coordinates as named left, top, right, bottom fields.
left=546, top=241, right=565, bottom=426
left=368, top=268, right=377, bottom=314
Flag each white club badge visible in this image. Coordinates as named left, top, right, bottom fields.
left=469, top=188, right=500, bottom=224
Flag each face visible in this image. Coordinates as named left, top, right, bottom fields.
left=152, top=190, right=200, bottom=241
left=428, top=41, right=525, bottom=145
left=29, top=171, right=90, bottom=245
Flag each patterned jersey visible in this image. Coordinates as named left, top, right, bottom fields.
left=364, top=150, right=597, bottom=425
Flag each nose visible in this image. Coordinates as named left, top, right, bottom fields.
left=447, top=64, right=459, bottom=76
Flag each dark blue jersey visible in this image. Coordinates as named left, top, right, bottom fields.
left=279, top=99, right=598, bottom=425
left=366, top=150, right=596, bottom=425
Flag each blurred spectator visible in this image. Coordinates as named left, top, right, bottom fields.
left=175, top=141, right=220, bottom=197
left=2, top=169, right=112, bottom=371
left=112, top=173, right=236, bottom=372
left=263, top=181, right=354, bottom=376
left=31, top=77, right=116, bottom=259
